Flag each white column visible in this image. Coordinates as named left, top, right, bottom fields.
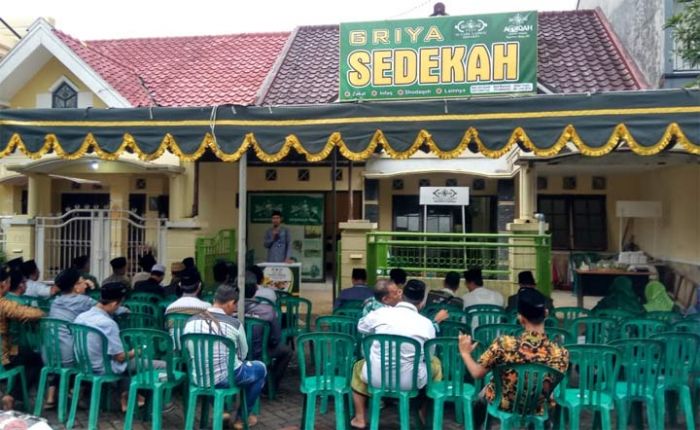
left=517, top=164, right=536, bottom=221
left=236, top=153, right=248, bottom=323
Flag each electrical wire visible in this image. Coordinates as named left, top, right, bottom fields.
left=387, top=0, right=434, bottom=19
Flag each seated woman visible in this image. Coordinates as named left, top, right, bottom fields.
left=591, top=276, right=645, bottom=315
left=643, top=281, right=676, bottom=312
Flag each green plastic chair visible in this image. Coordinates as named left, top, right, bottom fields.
left=424, top=337, right=476, bottom=429
left=87, top=288, right=102, bottom=301
left=465, top=309, right=507, bottom=333
left=128, top=292, right=162, bottom=304
left=333, top=307, right=363, bottom=320
left=165, top=312, right=192, bottom=370
left=485, top=362, right=564, bottom=430
left=0, top=333, right=29, bottom=412
left=296, top=332, right=355, bottom=430
left=553, top=307, right=590, bottom=329
left=651, top=332, right=699, bottom=430
left=422, top=303, right=464, bottom=323
left=279, top=295, right=312, bottom=346
left=464, top=304, right=504, bottom=314
left=316, top=315, right=359, bottom=339
left=244, top=317, right=274, bottom=408
left=121, top=328, right=186, bottom=430
left=254, top=296, right=278, bottom=310
left=645, top=311, right=682, bottom=323
left=557, top=344, right=620, bottom=430
left=438, top=321, right=470, bottom=338
left=544, top=327, right=574, bottom=346
left=362, top=334, right=422, bottom=430
left=609, top=338, right=663, bottom=430
left=620, top=318, right=668, bottom=339
left=115, top=312, right=157, bottom=330
left=337, top=299, right=365, bottom=310
left=593, top=308, right=635, bottom=322
left=66, top=323, right=124, bottom=430
left=474, top=323, right=523, bottom=346
left=123, top=300, right=161, bottom=325
left=670, top=319, right=700, bottom=333
left=181, top=333, right=250, bottom=430
left=569, top=317, right=617, bottom=344
left=34, top=318, right=76, bottom=423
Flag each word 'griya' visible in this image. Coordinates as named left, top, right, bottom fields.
left=347, top=43, right=520, bottom=87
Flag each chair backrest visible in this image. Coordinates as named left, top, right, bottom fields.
left=467, top=310, right=508, bottom=331
left=115, top=312, right=157, bottom=330
left=316, top=315, right=358, bottom=338
left=491, top=362, right=564, bottom=419
left=121, top=328, right=176, bottom=383
left=645, top=311, right=682, bottom=323
left=651, top=332, right=699, bottom=386
left=553, top=307, right=590, bottom=328
left=424, top=337, right=471, bottom=396
left=279, top=295, right=312, bottom=332
left=296, top=332, right=355, bottom=391
left=165, top=313, right=191, bottom=351
left=243, top=317, right=270, bottom=362
left=564, top=345, right=619, bottom=406
left=181, top=333, right=237, bottom=389
left=333, top=307, right=362, bottom=320
left=464, top=304, right=504, bottom=314
left=593, top=308, right=635, bottom=322
left=422, top=303, right=464, bottom=323
left=620, top=318, right=668, bottom=339
left=255, top=296, right=277, bottom=309
left=438, top=321, right=470, bottom=338
left=670, top=319, right=700, bottom=333
left=128, top=292, right=162, bottom=304
left=70, top=323, right=117, bottom=376
left=361, top=334, right=421, bottom=394
left=474, top=323, right=522, bottom=346
left=337, top=300, right=365, bottom=310
left=39, top=318, right=71, bottom=369
left=570, top=317, right=617, bottom=344
left=609, top=339, right=663, bottom=396
left=545, top=327, right=573, bottom=346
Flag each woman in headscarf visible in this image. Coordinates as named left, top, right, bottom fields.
left=592, top=276, right=645, bottom=315
left=643, top=281, right=675, bottom=312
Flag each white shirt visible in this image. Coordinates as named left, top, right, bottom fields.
left=461, top=287, right=505, bottom=309
left=26, top=279, right=52, bottom=298
left=165, top=296, right=211, bottom=315
left=254, top=285, right=277, bottom=303
left=357, top=302, right=436, bottom=390
left=439, top=288, right=456, bottom=297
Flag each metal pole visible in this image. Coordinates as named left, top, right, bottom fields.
left=348, top=161, right=354, bottom=220
left=237, top=152, right=248, bottom=324
left=331, top=150, right=338, bottom=304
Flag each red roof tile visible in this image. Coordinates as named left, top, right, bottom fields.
left=54, top=30, right=290, bottom=106
left=260, top=10, right=646, bottom=105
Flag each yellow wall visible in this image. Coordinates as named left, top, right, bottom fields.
left=632, top=165, right=700, bottom=264
left=9, top=57, right=107, bottom=108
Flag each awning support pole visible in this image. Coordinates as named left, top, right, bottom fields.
left=237, top=151, right=247, bottom=324
left=348, top=161, right=354, bottom=220
left=331, top=149, right=338, bottom=304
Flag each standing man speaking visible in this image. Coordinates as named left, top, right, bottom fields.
left=264, top=210, right=293, bottom=263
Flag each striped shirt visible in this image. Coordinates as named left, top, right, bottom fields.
left=183, top=307, right=248, bottom=386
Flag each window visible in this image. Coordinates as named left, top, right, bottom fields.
left=538, top=195, right=607, bottom=250
left=52, top=82, right=78, bottom=108
left=392, top=195, right=496, bottom=233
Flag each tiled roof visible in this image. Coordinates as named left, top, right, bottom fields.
left=54, top=30, right=290, bottom=106
left=260, top=9, right=647, bottom=105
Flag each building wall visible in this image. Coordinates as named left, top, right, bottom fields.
left=578, top=0, right=665, bottom=87
left=9, top=57, right=107, bottom=108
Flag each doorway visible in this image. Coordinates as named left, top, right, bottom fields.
left=324, top=191, right=362, bottom=273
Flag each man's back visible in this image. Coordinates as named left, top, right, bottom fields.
left=74, top=306, right=125, bottom=374
left=165, top=296, right=211, bottom=315
left=133, top=278, right=164, bottom=296
left=335, top=285, right=374, bottom=309
left=462, top=287, right=504, bottom=309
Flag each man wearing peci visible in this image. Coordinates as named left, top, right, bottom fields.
left=263, top=210, right=293, bottom=263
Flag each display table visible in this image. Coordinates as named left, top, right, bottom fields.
left=575, top=269, right=650, bottom=307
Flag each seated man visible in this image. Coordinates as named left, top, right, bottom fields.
left=505, top=271, right=554, bottom=313
left=462, top=267, right=504, bottom=309
left=249, top=265, right=277, bottom=303
left=132, top=252, right=157, bottom=286
left=426, top=271, right=463, bottom=307
left=184, top=284, right=266, bottom=429
left=164, top=262, right=185, bottom=297
left=334, top=268, right=373, bottom=310
left=0, top=265, right=44, bottom=409
left=459, top=288, right=569, bottom=419
left=22, top=260, right=58, bottom=298
left=361, top=279, right=402, bottom=317
left=165, top=268, right=211, bottom=315
left=5, top=270, right=26, bottom=303
left=133, top=264, right=166, bottom=297
left=350, top=280, right=440, bottom=429
left=389, top=268, right=407, bottom=289
left=102, top=257, right=130, bottom=289
left=242, top=272, right=292, bottom=393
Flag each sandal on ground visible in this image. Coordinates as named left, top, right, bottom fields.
left=350, top=417, right=367, bottom=430
left=233, top=415, right=258, bottom=429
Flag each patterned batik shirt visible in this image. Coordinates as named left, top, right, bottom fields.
left=478, top=330, right=569, bottom=413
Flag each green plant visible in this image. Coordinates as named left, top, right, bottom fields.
left=667, top=0, right=700, bottom=85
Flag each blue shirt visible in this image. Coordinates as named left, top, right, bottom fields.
left=74, top=306, right=126, bottom=375
left=264, top=227, right=291, bottom=263
left=49, top=294, right=97, bottom=365
left=334, top=284, right=374, bottom=309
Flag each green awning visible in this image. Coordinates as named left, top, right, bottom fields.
left=0, top=89, right=698, bottom=162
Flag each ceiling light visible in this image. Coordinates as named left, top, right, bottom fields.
left=90, top=161, right=99, bottom=170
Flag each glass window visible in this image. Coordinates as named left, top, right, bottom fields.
left=392, top=195, right=496, bottom=233
left=538, top=195, right=607, bottom=250
left=52, top=82, right=78, bottom=108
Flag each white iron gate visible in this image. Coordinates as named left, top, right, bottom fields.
left=35, top=209, right=167, bottom=282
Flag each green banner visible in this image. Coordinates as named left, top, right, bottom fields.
left=340, top=11, right=537, bottom=101
left=249, top=194, right=323, bottom=225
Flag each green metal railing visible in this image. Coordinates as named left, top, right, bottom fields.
left=195, top=229, right=236, bottom=287
left=366, top=231, right=552, bottom=296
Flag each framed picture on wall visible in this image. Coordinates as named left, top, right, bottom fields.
left=148, top=196, right=159, bottom=211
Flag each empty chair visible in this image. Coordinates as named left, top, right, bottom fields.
left=620, top=318, right=668, bottom=339
left=569, top=317, right=617, bottom=344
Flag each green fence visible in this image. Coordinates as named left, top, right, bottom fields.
left=195, top=229, right=236, bottom=287
left=366, top=231, right=552, bottom=296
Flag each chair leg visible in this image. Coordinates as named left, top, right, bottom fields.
left=303, top=393, right=317, bottom=430
left=570, top=406, right=581, bottom=430
left=432, top=397, right=445, bottom=430
left=369, top=395, right=382, bottom=430
left=33, top=368, right=49, bottom=416
left=18, top=369, right=29, bottom=412
left=645, top=398, right=657, bottom=430
left=184, top=392, right=197, bottom=430
left=124, top=382, right=139, bottom=430
left=334, top=392, right=347, bottom=430
left=57, top=372, right=71, bottom=424
left=615, top=399, right=627, bottom=430
left=462, top=396, right=473, bottom=430
left=89, top=380, right=103, bottom=430
left=679, top=386, right=694, bottom=430
left=319, top=394, right=329, bottom=414
left=66, top=376, right=83, bottom=430
left=601, top=408, right=612, bottom=430
left=212, top=394, right=225, bottom=430
left=398, top=395, right=410, bottom=430
left=655, top=391, right=665, bottom=430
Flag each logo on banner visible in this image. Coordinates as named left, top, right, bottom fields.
left=432, top=188, right=458, bottom=203
left=504, top=13, right=533, bottom=37
left=453, top=18, right=488, bottom=39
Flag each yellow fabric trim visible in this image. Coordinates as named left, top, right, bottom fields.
left=1, top=123, right=698, bottom=162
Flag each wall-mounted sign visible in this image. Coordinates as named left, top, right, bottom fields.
left=420, top=186, right=470, bottom=206
left=340, top=11, right=537, bottom=101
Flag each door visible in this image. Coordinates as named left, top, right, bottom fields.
left=325, top=191, right=362, bottom=272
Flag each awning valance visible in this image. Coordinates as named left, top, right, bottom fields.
left=0, top=89, right=698, bottom=162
